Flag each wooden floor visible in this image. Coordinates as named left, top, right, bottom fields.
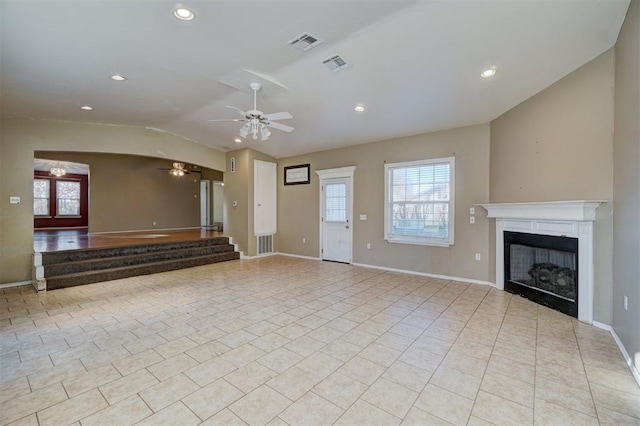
left=33, top=229, right=224, bottom=252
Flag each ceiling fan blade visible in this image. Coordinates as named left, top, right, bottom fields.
left=267, top=121, right=294, bottom=132
left=263, top=111, right=292, bottom=121
left=207, top=118, right=245, bottom=122
left=225, top=105, right=246, bottom=116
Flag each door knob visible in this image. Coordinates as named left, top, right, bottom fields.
left=345, top=225, right=349, bottom=229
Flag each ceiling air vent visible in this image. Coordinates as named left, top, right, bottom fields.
left=288, top=33, right=323, bottom=51
left=322, top=54, right=351, bottom=73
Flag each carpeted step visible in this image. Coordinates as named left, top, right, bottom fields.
left=46, top=251, right=240, bottom=290
left=43, top=243, right=236, bottom=277
left=41, top=237, right=231, bottom=265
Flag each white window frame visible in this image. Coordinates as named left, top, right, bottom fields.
left=384, top=156, right=455, bottom=247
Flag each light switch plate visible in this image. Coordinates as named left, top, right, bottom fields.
left=469, top=207, right=475, bottom=215
left=10, top=196, right=20, bottom=204
left=359, top=214, right=367, bottom=220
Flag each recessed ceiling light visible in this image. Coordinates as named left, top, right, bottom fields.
left=109, top=74, right=126, bottom=81
left=173, top=8, right=195, bottom=21
left=80, top=105, right=93, bottom=111
left=481, top=68, right=497, bottom=78
left=234, top=138, right=242, bottom=144
left=354, top=104, right=365, bottom=112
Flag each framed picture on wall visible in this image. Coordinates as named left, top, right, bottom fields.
left=284, top=164, right=311, bottom=185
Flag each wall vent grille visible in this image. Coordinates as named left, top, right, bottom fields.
left=288, top=33, right=323, bottom=51
left=257, top=234, right=274, bottom=255
left=322, top=54, right=351, bottom=73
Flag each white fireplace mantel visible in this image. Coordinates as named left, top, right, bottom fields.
left=479, top=200, right=607, bottom=324
left=478, top=200, right=607, bottom=222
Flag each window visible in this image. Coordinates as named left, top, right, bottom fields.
left=56, top=181, right=81, bottom=216
left=33, top=179, right=50, bottom=216
left=325, top=181, right=347, bottom=222
left=384, top=157, right=455, bottom=246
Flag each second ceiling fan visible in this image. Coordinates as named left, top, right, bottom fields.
left=209, top=82, right=294, bottom=141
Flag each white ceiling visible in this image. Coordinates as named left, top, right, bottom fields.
left=1, top=1, right=630, bottom=160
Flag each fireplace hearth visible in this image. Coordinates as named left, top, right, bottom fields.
left=504, top=231, right=578, bottom=317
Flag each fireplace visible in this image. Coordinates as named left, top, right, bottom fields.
left=480, top=200, right=606, bottom=324
left=504, top=231, right=578, bottom=317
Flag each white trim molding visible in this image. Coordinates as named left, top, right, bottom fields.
left=0, top=281, right=32, bottom=289
left=480, top=200, right=606, bottom=324
left=479, top=200, right=606, bottom=222
left=278, top=253, right=321, bottom=261
left=352, top=262, right=494, bottom=287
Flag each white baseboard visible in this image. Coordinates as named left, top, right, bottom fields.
left=241, top=252, right=278, bottom=260
left=277, top=252, right=321, bottom=261
left=351, top=262, right=495, bottom=287
left=610, top=327, right=640, bottom=389
left=0, top=280, right=32, bottom=289
left=592, top=321, right=612, bottom=331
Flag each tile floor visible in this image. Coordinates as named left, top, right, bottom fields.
left=1, top=256, right=639, bottom=426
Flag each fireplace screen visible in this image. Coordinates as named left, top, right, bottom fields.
left=504, top=231, right=578, bottom=317
left=509, top=244, right=576, bottom=301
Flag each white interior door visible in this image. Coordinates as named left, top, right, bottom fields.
left=322, top=177, right=352, bottom=263
left=254, top=160, right=277, bottom=235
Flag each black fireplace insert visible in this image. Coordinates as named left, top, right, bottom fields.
left=504, top=231, right=578, bottom=317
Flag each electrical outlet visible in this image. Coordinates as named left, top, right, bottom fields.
left=624, top=295, right=628, bottom=311
left=367, top=243, right=371, bottom=250
left=475, top=253, right=481, bottom=261
left=470, top=217, right=475, bottom=224
left=302, top=238, right=306, bottom=244
left=152, top=221, right=157, bottom=226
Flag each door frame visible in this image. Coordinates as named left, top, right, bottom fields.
left=200, top=180, right=210, bottom=227
left=316, top=166, right=356, bottom=263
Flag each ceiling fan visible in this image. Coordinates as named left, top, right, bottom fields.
left=157, top=162, right=200, bottom=177
left=209, top=82, right=294, bottom=141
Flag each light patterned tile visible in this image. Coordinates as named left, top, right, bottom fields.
left=266, top=366, right=323, bottom=401
left=0, top=383, right=68, bottom=425
left=184, top=356, right=237, bottom=387
left=382, top=360, right=433, bottom=392
left=334, top=399, right=401, bottom=426
left=112, top=349, right=163, bottom=376
left=139, top=373, right=200, bottom=412
left=257, top=347, right=303, bottom=373
left=480, top=370, right=534, bottom=408
left=414, top=384, right=473, bottom=426
left=185, top=340, right=231, bottom=363
left=0, top=376, right=31, bottom=405
left=62, top=364, right=121, bottom=397
left=312, top=372, right=369, bottom=409
left=99, top=369, right=159, bottom=405
left=534, top=399, right=599, bottom=426
left=36, top=388, right=108, bottom=426
left=224, top=361, right=278, bottom=393
left=337, top=356, right=387, bottom=386
left=79, top=394, right=152, bottom=426
left=361, top=377, right=418, bottom=418
left=136, top=402, right=201, bottom=426
left=200, top=408, right=248, bottom=425
left=183, top=378, right=244, bottom=420
left=471, top=391, right=533, bottom=426
left=279, top=392, right=343, bottom=425
left=228, top=385, right=292, bottom=426
left=429, top=365, right=482, bottom=400
left=147, top=352, right=199, bottom=381
left=401, top=407, right=453, bottom=425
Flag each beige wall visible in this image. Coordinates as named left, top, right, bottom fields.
left=490, top=50, right=615, bottom=323
left=35, top=152, right=202, bottom=232
left=0, top=118, right=226, bottom=284
left=278, top=124, right=491, bottom=282
left=223, top=148, right=277, bottom=257
left=613, top=0, right=640, bottom=373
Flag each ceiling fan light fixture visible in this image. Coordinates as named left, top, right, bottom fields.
left=234, top=138, right=242, bottom=143
left=173, top=8, right=195, bottom=21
